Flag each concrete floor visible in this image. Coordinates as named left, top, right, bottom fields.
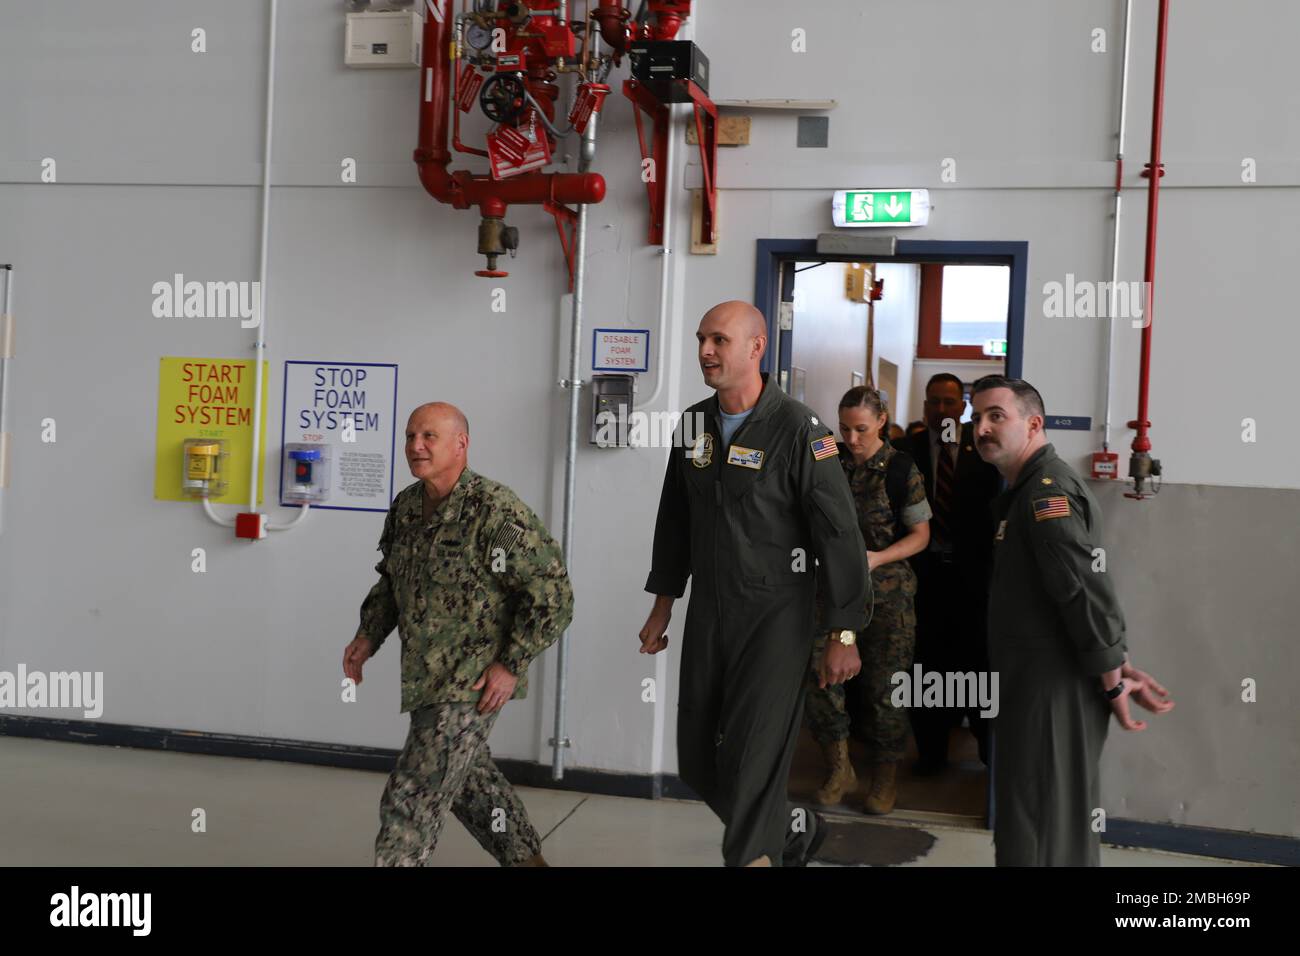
left=0, top=736, right=1262, bottom=867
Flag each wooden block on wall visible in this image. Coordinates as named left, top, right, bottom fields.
left=845, top=263, right=866, bottom=302
left=690, top=189, right=718, bottom=254
left=686, top=115, right=751, bottom=146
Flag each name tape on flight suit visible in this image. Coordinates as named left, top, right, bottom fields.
left=726, top=445, right=764, bottom=469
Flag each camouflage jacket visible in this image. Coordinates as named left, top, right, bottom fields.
left=357, top=468, right=574, bottom=711
left=842, top=442, right=931, bottom=599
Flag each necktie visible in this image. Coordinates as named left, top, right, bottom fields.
left=932, top=440, right=956, bottom=545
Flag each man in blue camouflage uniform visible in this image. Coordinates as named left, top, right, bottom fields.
left=343, top=402, right=573, bottom=867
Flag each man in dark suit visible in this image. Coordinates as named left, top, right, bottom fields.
left=893, top=373, right=1002, bottom=773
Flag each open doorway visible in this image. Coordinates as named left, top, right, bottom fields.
left=756, top=240, right=1025, bottom=834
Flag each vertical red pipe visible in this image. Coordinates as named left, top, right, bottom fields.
left=1132, top=0, right=1170, bottom=458
left=416, top=0, right=453, bottom=169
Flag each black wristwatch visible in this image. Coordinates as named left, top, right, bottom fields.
left=1103, top=680, right=1125, bottom=701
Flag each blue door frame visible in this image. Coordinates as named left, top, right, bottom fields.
left=754, top=238, right=1028, bottom=833
left=753, top=239, right=1028, bottom=383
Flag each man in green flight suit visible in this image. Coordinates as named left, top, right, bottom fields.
left=343, top=402, right=574, bottom=867
left=970, top=376, right=1175, bottom=866
left=639, top=300, right=871, bottom=867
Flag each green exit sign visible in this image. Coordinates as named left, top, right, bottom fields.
left=832, top=189, right=931, bottom=227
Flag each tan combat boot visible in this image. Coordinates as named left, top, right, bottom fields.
left=814, top=738, right=857, bottom=806
left=863, top=761, right=898, bottom=815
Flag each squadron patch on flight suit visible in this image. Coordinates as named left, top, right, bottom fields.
left=688, top=432, right=714, bottom=468
left=489, top=521, right=526, bottom=560
left=1041, top=477, right=1054, bottom=485
left=810, top=435, right=838, bottom=461
left=1033, top=495, right=1071, bottom=521
left=726, top=445, right=764, bottom=469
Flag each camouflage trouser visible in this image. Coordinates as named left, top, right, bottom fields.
left=374, top=702, right=542, bottom=866
left=805, top=591, right=916, bottom=762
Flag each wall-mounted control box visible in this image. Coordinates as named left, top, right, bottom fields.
left=590, top=374, right=635, bottom=447
left=345, top=11, right=421, bottom=68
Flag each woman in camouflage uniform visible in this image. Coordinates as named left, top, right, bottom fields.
left=807, top=386, right=931, bottom=814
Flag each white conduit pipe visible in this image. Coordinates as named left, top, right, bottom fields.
left=268, top=502, right=310, bottom=530
left=551, top=112, right=598, bottom=780
left=201, top=0, right=305, bottom=534
left=1102, top=0, right=1134, bottom=452
left=0, top=266, right=13, bottom=538
left=202, top=498, right=237, bottom=528
left=204, top=495, right=306, bottom=531
left=247, top=0, right=277, bottom=517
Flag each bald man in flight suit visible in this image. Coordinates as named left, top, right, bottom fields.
left=639, top=301, right=871, bottom=867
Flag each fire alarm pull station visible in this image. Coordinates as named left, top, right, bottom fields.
left=283, top=443, right=331, bottom=505
left=182, top=439, right=228, bottom=498
left=590, top=374, right=635, bottom=447
left=1091, top=451, right=1119, bottom=480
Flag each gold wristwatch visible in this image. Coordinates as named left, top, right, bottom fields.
left=833, top=629, right=856, bottom=646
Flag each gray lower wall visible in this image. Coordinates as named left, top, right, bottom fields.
left=1095, top=481, right=1300, bottom=837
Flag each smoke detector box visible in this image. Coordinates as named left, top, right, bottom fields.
left=345, top=11, right=421, bottom=68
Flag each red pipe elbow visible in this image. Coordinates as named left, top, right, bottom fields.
left=594, top=0, right=632, bottom=54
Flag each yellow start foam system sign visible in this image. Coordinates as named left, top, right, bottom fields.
left=154, top=356, right=268, bottom=505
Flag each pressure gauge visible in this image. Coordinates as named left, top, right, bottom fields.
left=466, top=21, right=494, bottom=51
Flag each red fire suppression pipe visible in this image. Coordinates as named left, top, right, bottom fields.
left=594, top=0, right=632, bottom=53
left=414, top=0, right=606, bottom=272
left=645, top=3, right=688, bottom=40
left=1126, top=0, right=1169, bottom=498
left=652, top=15, right=683, bottom=39
left=594, top=0, right=688, bottom=54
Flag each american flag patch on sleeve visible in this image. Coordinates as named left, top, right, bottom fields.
left=489, top=522, right=526, bottom=560
left=811, top=435, right=838, bottom=461
left=1033, top=495, right=1071, bottom=521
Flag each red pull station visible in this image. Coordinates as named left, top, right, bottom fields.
left=1090, top=451, right=1119, bottom=480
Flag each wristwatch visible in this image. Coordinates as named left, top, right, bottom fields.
left=1103, top=680, right=1125, bottom=700
left=832, top=629, right=856, bottom=647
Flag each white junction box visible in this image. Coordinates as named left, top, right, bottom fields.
left=344, top=11, right=421, bottom=68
